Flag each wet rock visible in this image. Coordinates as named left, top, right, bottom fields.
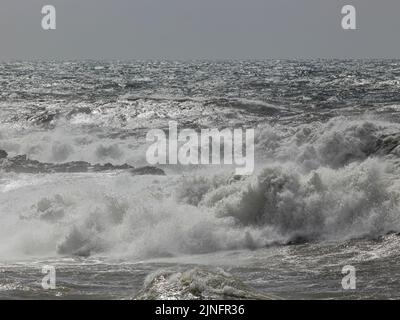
left=0, top=150, right=8, bottom=159
left=130, top=166, right=166, bottom=176
left=54, top=161, right=90, bottom=173
left=0, top=153, right=134, bottom=174
left=227, top=174, right=246, bottom=184
left=285, top=234, right=312, bottom=246
left=27, top=110, right=57, bottom=126
left=373, top=133, right=400, bottom=156
left=91, top=162, right=134, bottom=172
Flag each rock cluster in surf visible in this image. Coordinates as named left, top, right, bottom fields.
left=0, top=150, right=165, bottom=175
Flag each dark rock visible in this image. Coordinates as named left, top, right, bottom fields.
left=0, top=153, right=135, bottom=174
left=92, top=162, right=134, bottom=172
left=0, top=150, right=8, bottom=159
left=54, top=161, right=90, bottom=173
left=228, top=174, right=246, bottom=184
left=12, top=154, right=27, bottom=162
left=28, top=111, right=57, bottom=126
left=130, top=166, right=166, bottom=176
left=66, top=107, right=92, bottom=119
left=373, top=133, right=400, bottom=156
left=285, top=234, right=312, bottom=246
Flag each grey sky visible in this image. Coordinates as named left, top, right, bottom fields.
left=1, top=0, right=400, bottom=60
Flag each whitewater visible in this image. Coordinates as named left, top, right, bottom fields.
left=1, top=60, right=400, bottom=299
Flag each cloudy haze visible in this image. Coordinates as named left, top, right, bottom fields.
left=1, top=0, right=400, bottom=60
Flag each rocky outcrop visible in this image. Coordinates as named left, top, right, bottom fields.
left=130, top=166, right=166, bottom=176
left=0, top=154, right=133, bottom=173
left=372, top=133, right=400, bottom=157
left=0, top=150, right=165, bottom=175
left=0, top=150, right=8, bottom=159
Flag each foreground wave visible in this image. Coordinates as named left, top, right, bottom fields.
left=135, top=267, right=279, bottom=300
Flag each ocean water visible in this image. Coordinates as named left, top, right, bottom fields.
left=1, top=60, right=400, bottom=299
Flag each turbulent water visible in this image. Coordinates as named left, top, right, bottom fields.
left=2, top=60, right=400, bottom=299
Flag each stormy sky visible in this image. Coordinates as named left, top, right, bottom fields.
left=1, top=0, right=400, bottom=60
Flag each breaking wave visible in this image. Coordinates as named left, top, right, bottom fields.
left=135, top=267, right=278, bottom=300
left=1, top=117, right=400, bottom=260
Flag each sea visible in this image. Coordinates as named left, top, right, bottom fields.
left=1, top=60, right=400, bottom=299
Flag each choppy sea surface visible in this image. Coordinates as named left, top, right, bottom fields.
left=1, top=60, right=400, bottom=299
